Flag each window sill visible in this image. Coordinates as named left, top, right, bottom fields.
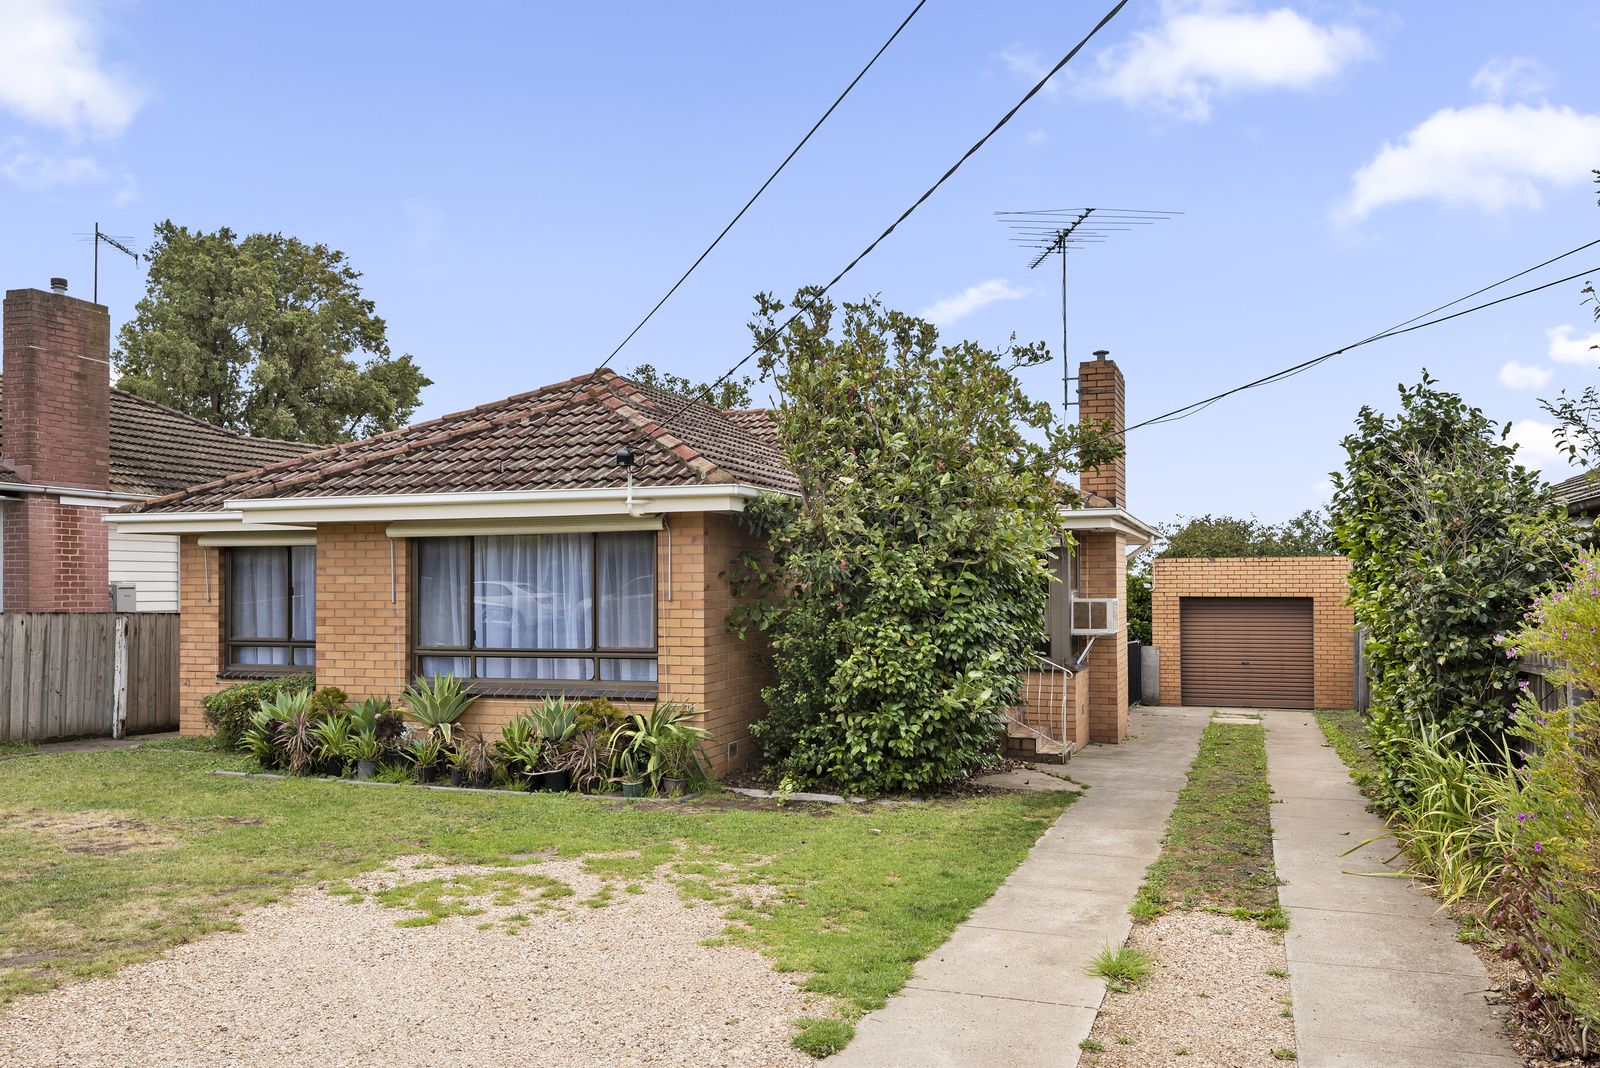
left=217, top=667, right=313, bottom=681
left=462, top=680, right=659, bottom=702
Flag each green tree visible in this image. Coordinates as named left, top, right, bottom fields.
left=1157, top=510, right=1334, bottom=558
left=1330, top=374, right=1571, bottom=806
left=627, top=363, right=754, bottom=409
left=728, top=291, right=1121, bottom=793
left=1125, top=556, right=1152, bottom=644
left=115, top=221, right=430, bottom=444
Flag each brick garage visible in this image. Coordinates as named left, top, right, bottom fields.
left=1152, top=556, right=1354, bottom=710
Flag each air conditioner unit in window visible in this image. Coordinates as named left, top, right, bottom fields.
left=1070, top=596, right=1119, bottom=636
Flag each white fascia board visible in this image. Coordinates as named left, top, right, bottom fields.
left=102, top=511, right=312, bottom=536
left=221, top=485, right=773, bottom=526
left=1060, top=507, right=1160, bottom=547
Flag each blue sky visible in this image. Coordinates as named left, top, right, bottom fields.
left=3, top=1, right=1599, bottom=525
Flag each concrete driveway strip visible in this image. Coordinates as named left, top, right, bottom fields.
left=1263, top=710, right=1521, bottom=1068
left=831, top=707, right=1209, bottom=1068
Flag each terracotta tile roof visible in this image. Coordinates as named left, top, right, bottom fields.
left=1553, top=470, right=1600, bottom=514
left=0, top=383, right=314, bottom=496
left=125, top=370, right=799, bottom=514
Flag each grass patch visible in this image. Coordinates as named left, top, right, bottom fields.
left=370, top=870, right=572, bottom=929
left=1080, top=1037, right=1106, bottom=1052
left=1087, top=944, right=1153, bottom=992
left=1314, top=710, right=1379, bottom=802
left=1130, top=721, right=1284, bottom=928
left=0, top=744, right=1072, bottom=1047
left=793, top=1017, right=854, bottom=1057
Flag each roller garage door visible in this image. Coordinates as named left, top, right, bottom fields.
left=1180, top=597, right=1314, bottom=709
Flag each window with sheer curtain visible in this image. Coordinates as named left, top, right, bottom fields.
left=414, top=532, right=657, bottom=690
left=226, top=546, right=316, bottom=669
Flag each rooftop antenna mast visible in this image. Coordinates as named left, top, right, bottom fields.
left=995, top=206, right=1180, bottom=412
left=75, top=223, right=142, bottom=304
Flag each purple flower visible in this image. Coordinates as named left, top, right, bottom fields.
left=1534, top=841, right=1544, bottom=854
left=1516, top=812, right=1534, bottom=823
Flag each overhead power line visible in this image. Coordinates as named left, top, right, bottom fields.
left=651, top=0, right=1132, bottom=433
left=1123, top=239, right=1600, bottom=433
left=595, top=0, right=929, bottom=373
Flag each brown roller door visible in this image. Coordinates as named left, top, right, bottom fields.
left=1180, top=597, right=1314, bottom=709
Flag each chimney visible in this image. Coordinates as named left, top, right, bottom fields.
left=2, top=281, right=112, bottom=490
left=1077, top=350, right=1125, bottom=507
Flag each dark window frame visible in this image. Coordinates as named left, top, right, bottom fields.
left=222, top=545, right=316, bottom=675
left=410, top=532, right=659, bottom=697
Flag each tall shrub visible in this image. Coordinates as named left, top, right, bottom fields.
left=1499, top=560, right=1600, bottom=1055
left=1330, top=375, right=1570, bottom=806
left=730, top=292, right=1119, bottom=793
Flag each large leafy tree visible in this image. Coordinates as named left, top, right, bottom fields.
left=1331, top=374, right=1571, bottom=805
left=115, top=221, right=430, bottom=444
left=627, top=362, right=753, bottom=409
left=729, top=291, right=1120, bottom=793
left=1156, top=509, right=1334, bottom=558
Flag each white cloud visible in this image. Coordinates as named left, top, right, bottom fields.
left=0, top=149, right=105, bottom=189
left=1340, top=102, right=1600, bottom=220
left=1498, top=361, right=1553, bottom=390
left=1548, top=324, right=1600, bottom=364
left=1085, top=0, right=1372, bottom=121
left=999, top=48, right=1061, bottom=97
left=921, top=279, right=1032, bottom=327
left=1471, top=57, right=1552, bottom=101
left=1506, top=418, right=1573, bottom=471
left=0, top=0, right=142, bottom=137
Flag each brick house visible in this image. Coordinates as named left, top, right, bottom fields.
left=0, top=281, right=312, bottom=612
left=109, top=355, right=1153, bottom=776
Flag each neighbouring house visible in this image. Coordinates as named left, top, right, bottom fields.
left=107, top=354, right=1153, bottom=777
left=0, top=281, right=313, bottom=613
left=1151, top=556, right=1355, bottom=710
left=1552, top=470, right=1600, bottom=525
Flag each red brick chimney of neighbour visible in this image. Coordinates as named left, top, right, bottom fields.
left=1077, top=352, right=1125, bottom=507
left=1, top=281, right=113, bottom=611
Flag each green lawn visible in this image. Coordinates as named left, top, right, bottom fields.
left=0, top=742, right=1070, bottom=1050
left=1131, top=719, right=1285, bottom=927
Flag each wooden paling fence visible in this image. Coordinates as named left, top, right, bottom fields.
left=0, top=613, right=178, bottom=743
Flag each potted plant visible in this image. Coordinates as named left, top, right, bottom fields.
left=445, top=744, right=469, bottom=787
left=495, top=715, right=543, bottom=788
left=530, top=698, right=578, bottom=791
left=310, top=712, right=353, bottom=776
left=565, top=728, right=609, bottom=794
left=610, top=747, right=646, bottom=799
left=350, top=695, right=404, bottom=762
left=260, top=689, right=316, bottom=775
left=346, top=724, right=383, bottom=780
left=241, top=707, right=281, bottom=770
left=400, top=674, right=478, bottom=748
left=405, top=731, right=445, bottom=784
left=455, top=732, right=496, bottom=788
left=627, top=702, right=710, bottom=796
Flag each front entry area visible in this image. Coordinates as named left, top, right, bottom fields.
left=1179, top=597, right=1314, bottom=709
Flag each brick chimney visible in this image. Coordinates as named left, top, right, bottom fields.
left=1077, top=351, right=1125, bottom=507
left=3, top=282, right=111, bottom=489
left=1, top=281, right=114, bottom=610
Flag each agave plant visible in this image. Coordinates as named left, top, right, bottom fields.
left=311, top=713, right=354, bottom=767
left=626, top=703, right=710, bottom=791
left=496, top=716, right=543, bottom=778
left=346, top=724, right=383, bottom=762
left=530, top=697, right=578, bottom=747
left=241, top=708, right=280, bottom=768
left=401, top=674, right=478, bottom=746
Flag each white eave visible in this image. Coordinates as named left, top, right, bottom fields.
left=104, top=484, right=779, bottom=535
left=1060, top=506, right=1159, bottom=547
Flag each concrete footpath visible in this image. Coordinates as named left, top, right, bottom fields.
left=1264, top=710, right=1520, bottom=1068
left=832, top=707, right=1208, bottom=1068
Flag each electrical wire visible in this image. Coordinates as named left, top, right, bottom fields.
left=1124, top=246, right=1600, bottom=433
left=595, top=0, right=929, bottom=373
left=651, top=0, right=1131, bottom=433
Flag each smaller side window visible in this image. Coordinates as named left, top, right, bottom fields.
left=225, top=545, right=316, bottom=670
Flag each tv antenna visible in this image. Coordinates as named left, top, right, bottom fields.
left=73, top=223, right=142, bottom=304
left=995, top=206, right=1180, bottom=411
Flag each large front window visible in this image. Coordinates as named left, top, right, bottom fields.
left=413, top=532, right=657, bottom=691
left=226, top=546, right=316, bottom=668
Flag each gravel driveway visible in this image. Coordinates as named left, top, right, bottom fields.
left=0, top=856, right=817, bottom=1067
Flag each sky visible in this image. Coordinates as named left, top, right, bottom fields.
left=2, top=0, right=1599, bottom=525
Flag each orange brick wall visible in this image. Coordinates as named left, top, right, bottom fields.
left=1078, top=530, right=1129, bottom=742
left=175, top=513, right=774, bottom=778
left=1151, top=556, right=1354, bottom=709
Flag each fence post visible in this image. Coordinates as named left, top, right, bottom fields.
left=112, top=615, right=129, bottom=740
